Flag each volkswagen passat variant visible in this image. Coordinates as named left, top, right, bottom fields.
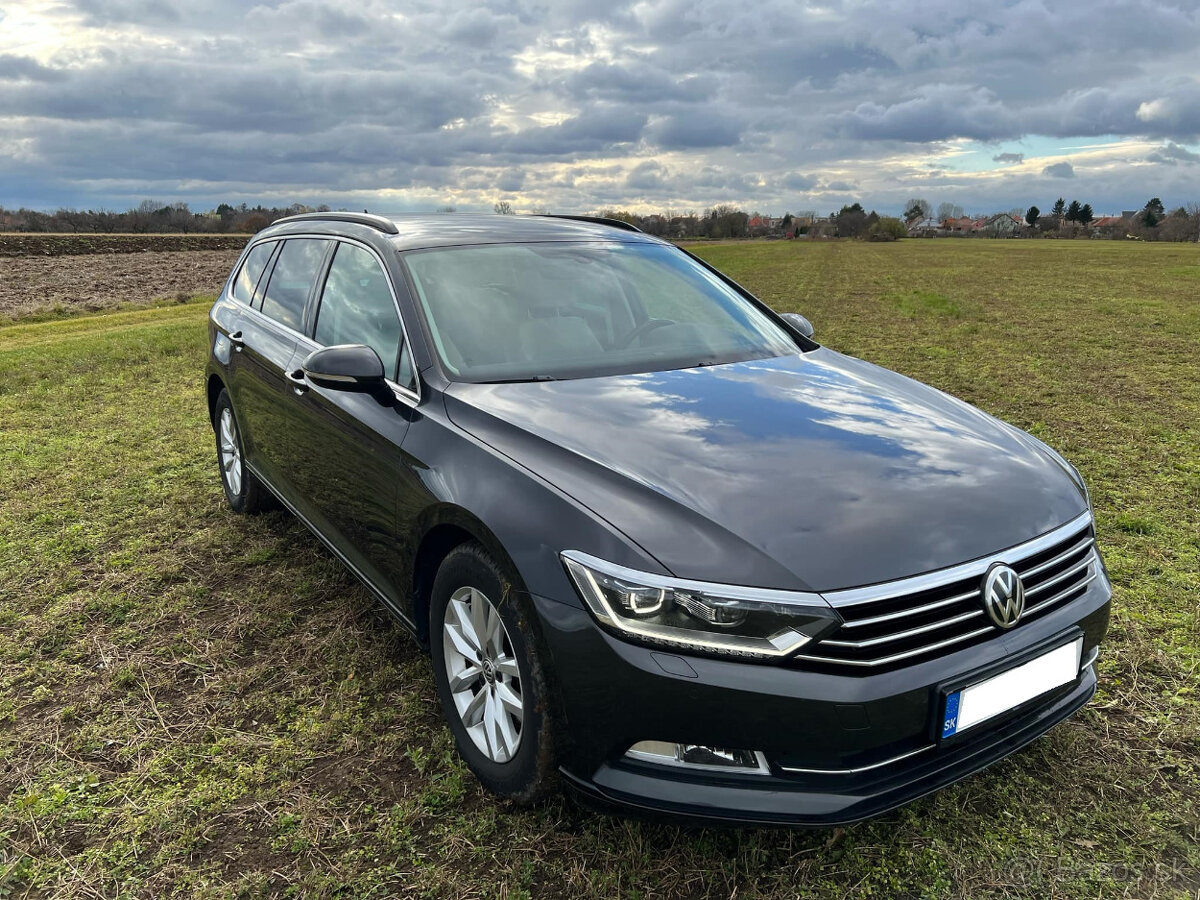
left=205, top=212, right=1111, bottom=824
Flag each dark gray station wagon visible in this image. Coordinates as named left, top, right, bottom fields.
left=205, top=212, right=1111, bottom=824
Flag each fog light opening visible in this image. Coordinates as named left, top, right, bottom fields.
left=624, top=741, right=770, bottom=775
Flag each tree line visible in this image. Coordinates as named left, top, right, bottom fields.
left=3, top=195, right=1198, bottom=241
left=0, top=201, right=332, bottom=234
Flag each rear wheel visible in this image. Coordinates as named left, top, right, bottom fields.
left=213, top=389, right=268, bottom=514
left=429, top=542, right=557, bottom=803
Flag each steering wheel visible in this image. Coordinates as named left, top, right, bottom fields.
left=613, top=318, right=676, bottom=349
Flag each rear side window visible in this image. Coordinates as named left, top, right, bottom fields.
left=314, top=243, right=404, bottom=379
left=230, top=241, right=275, bottom=304
left=259, top=239, right=331, bottom=331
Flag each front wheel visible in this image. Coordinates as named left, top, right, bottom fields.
left=429, top=542, right=557, bottom=803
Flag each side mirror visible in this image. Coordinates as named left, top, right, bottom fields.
left=302, top=344, right=385, bottom=390
left=779, top=312, right=815, bottom=340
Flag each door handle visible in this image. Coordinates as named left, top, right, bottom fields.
left=287, top=369, right=309, bottom=394
left=228, top=330, right=245, bottom=351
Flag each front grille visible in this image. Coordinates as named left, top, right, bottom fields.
left=795, top=513, right=1098, bottom=670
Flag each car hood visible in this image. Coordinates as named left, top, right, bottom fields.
left=444, top=349, right=1088, bottom=592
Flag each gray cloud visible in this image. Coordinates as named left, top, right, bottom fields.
left=5, top=0, right=1200, bottom=213
left=1043, top=162, right=1076, bottom=178
left=1148, top=141, right=1200, bottom=164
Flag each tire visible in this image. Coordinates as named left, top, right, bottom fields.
left=429, top=542, right=557, bottom=803
left=213, top=389, right=268, bottom=515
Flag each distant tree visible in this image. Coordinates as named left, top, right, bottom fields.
left=1141, top=197, right=1165, bottom=227
left=493, top=200, right=514, bottom=215
left=436, top=205, right=457, bottom=213
left=936, top=202, right=963, bottom=222
left=833, top=203, right=869, bottom=238
left=868, top=217, right=907, bottom=241
left=1079, top=203, right=1094, bottom=225
left=781, top=212, right=793, bottom=228
left=904, top=198, right=932, bottom=222
left=1052, top=197, right=1066, bottom=219
left=1066, top=200, right=1082, bottom=222
left=1025, top=205, right=1040, bottom=227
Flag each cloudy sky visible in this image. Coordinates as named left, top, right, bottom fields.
left=3, top=0, right=1200, bottom=216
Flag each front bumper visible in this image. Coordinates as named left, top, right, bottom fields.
left=532, top=574, right=1110, bottom=826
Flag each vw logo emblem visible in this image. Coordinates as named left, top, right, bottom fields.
left=982, top=564, right=1025, bottom=628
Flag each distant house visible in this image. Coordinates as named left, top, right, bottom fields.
left=941, top=216, right=976, bottom=233
left=978, top=213, right=1024, bottom=237
left=906, top=216, right=939, bottom=236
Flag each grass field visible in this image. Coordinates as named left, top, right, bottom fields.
left=1, top=240, right=1198, bottom=898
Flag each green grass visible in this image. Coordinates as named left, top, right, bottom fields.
left=2, top=240, right=1198, bottom=898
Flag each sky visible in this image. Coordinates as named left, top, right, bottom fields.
left=3, top=0, right=1200, bottom=217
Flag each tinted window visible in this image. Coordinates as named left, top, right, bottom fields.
left=402, top=242, right=797, bottom=382
left=314, top=243, right=403, bottom=378
left=230, top=241, right=275, bottom=304
left=260, top=239, right=330, bottom=331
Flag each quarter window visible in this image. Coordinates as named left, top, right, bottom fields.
left=230, top=241, right=275, bottom=304
left=314, top=243, right=406, bottom=381
left=259, top=239, right=331, bottom=331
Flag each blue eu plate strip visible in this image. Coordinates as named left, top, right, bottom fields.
left=942, top=692, right=961, bottom=738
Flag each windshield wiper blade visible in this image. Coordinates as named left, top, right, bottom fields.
left=481, top=374, right=560, bottom=384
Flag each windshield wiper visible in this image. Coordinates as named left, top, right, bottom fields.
left=480, top=374, right=560, bottom=384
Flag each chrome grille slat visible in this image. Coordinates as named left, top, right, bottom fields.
left=822, top=608, right=985, bottom=649
left=1023, top=569, right=1098, bottom=617
left=796, top=626, right=997, bottom=668
left=1023, top=552, right=1095, bottom=598
left=1020, top=536, right=1094, bottom=580
left=840, top=589, right=979, bottom=629
left=800, top=514, right=1098, bottom=670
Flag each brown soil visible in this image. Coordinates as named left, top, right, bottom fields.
left=0, top=249, right=244, bottom=319
left=0, top=233, right=249, bottom=256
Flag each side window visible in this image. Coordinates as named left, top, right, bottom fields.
left=230, top=241, right=275, bottom=304
left=259, top=239, right=330, bottom=331
left=314, top=243, right=404, bottom=379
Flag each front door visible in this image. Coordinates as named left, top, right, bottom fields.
left=281, top=240, right=418, bottom=605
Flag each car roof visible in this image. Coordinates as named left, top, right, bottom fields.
left=262, top=212, right=663, bottom=252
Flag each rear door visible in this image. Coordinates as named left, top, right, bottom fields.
left=231, top=237, right=332, bottom=500
left=280, top=239, right=418, bottom=603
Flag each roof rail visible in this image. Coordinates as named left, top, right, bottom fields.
left=540, top=214, right=643, bottom=233
left=272, top=211, right=400, bottom=235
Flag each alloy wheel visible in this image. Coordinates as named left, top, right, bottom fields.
left=442, top=586, right=524, bottom=763
left=218, top=407, right=243, bottom=496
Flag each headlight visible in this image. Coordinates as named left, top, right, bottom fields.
left=561, top=551, right=842, bottom=659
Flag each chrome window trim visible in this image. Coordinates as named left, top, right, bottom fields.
left=232, top=232, right=421, bottom=408
left=823, top=511, right=1093, bottom=608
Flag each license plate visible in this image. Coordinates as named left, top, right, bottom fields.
left=941, top=637, right=1082, bottom=739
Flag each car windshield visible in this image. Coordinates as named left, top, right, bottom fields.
left=401, top=241, right=800, bottom=382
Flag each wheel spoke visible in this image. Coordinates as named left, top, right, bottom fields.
left=449, top=597, right=482, bottom=655
left=470, top=588, right=489, bottom=654
left=448, top=663, right=482, bottom=692
left=483, top=691, right=501, bottom=759
left=486, top=603, right=505, bottom=657
left=461, top=686, right=486, bottom=727
left=495, top=682, right=523, bottom=719
left=495, top=699, right=519, bottom=759
left=445, top=618, right=480, bottom=663
left=494, top=653, right=520, bottom=678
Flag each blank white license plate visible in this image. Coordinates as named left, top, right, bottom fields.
left=941, top=637, right=1082, bottom=739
